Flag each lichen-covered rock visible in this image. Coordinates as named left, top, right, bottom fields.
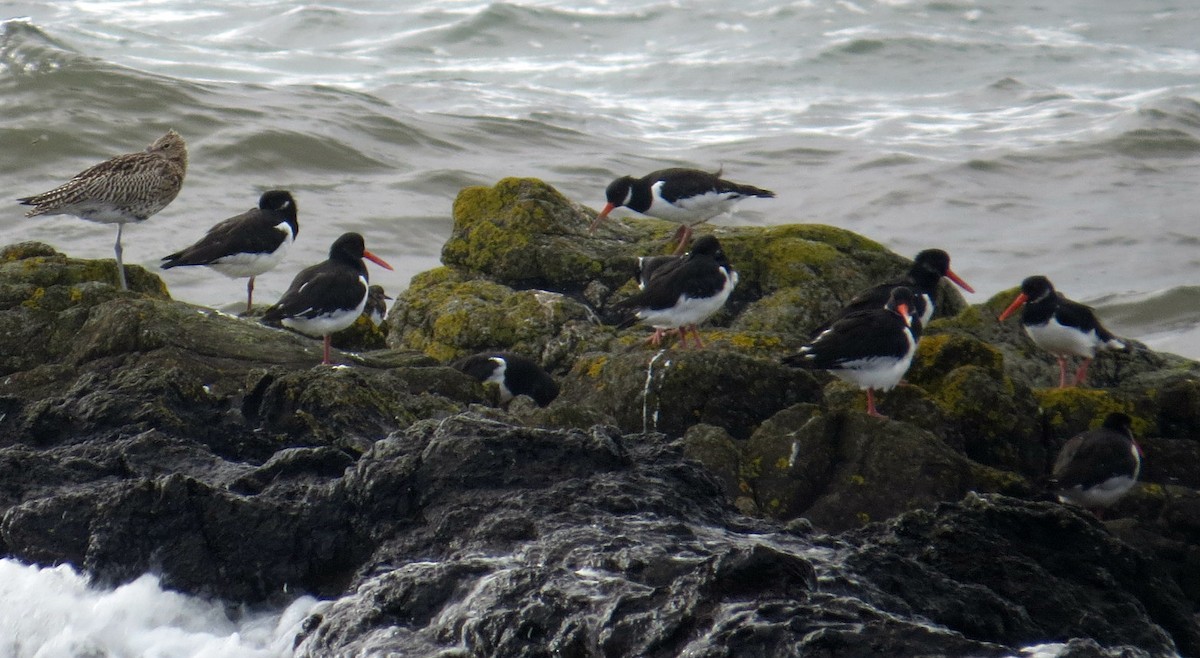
left=0, top=241, right=166, bottom=298
left=559, top=349, right=822, bottom=440
left=430, top=178, right=968, bottom=350
left=386, top=265, right=604, bottom=365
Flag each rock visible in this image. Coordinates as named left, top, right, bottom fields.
left=558, top=349, right=822, bottom=440
left=2, top=175, right=1200, bottom=657
left=842, top=493, right=1200, bottom=656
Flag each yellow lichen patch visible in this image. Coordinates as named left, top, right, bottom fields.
left=21, top=287, right=45, bottom=310
left=1034, top=387, right=1151, bottom=435
left=909, top=333, right=1005, bottom=386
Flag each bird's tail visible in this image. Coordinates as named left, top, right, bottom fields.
left=781, top=350, right=815, bottom=368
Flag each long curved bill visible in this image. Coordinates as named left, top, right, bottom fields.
left=946, top=269, right=975, bottom=294
left=588, top=203, right=617, bottom=233
left=998, top=293, right=1028, bottom=321
left=363, top=249, right=394, bottom=271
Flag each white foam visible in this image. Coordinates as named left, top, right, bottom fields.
left=0, top=558, right=318, bottom=658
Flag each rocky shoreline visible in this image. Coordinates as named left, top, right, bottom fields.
left=1, top=179, right=1197, bottom=656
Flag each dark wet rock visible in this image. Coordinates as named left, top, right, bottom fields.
left=843, top=493, right=1200, bottom=656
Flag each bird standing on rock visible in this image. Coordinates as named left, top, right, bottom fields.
left=818, top=248, right=974, bottom=336
left=590, top=168, right=774, bottom=254
left=18, top=129, right=188, bottom=291
left=161, top=190, right=298, bottom=314
left=784, top=286, right=919, bottom=418
left=263, top=232, right=393, bottom=365
left=611, top=234, right=738, bottom=349
left=998, top=275, right=1125, bottom=388
left=1052, top=412, right=1142, bottom=517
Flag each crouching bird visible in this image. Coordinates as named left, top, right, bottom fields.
left=1051, top=412, right=1142, bottom=518
left=452, top=352, right=559, bottom=407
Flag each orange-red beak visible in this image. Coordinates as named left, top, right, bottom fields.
left=998, top=293, right=1027, bottom=321
left=588, top=202, right=616, bottom=233
left=363, top=249, right=394, bottom=271
left=897, top=303, right=911, bottom=326
left=946, top=269, right=974, bottom=294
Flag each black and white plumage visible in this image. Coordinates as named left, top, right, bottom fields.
left=161, top=190, right=298, bottom=314
left=364, top=285, right=391, bottom=327
left=452, top=352, right=560, bottom=407
left=612, top=235, right=738, bottom=349
left=590, top=168, right=774, bottom=253
left=783, top=287, right=918, bottom=418
left=263, top=232, right=393, bottom=365
left=817, top=248, right=974, bottom=336
left=1052, top=412, right=1142, bottom=514
left=998, top=275, right=1125, bottom=388
left=18, top=130, right=188, bottom=291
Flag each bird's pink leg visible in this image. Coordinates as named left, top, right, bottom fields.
left=1057, top=356, right=1069, bottom=388
left=1074, top=358, right=1093, bottom=387
left=865, top=389, right=886, bottom=418
left=671, top=224, right=693, bottom=256
left=246, top=276, right=255, bottom=315
left=322, top=335, right=333, bottom=365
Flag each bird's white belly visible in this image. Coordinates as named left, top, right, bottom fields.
left=649, top=185, right=740, bottom=224
left=209, top=240, right=291, bottom=278
left=485, top=357, right=513, bottom=402
left=638, top=270, right=737, bottom=328
left=1057, top=475, right=1136, bottom=508
left=829, top=352, right=914, bottom=391
left=1025, top=319, right=1103, bottom=358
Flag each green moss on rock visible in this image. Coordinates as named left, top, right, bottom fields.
left=387, top=271, right=598, bottom=363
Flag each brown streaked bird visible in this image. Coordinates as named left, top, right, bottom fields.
left=18, top=129, right=188, bottom=291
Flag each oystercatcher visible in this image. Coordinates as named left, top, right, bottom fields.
left=364, top=285, right=391, bottom=327
left=160, top=190, right=298, bottom=314
left=18, top=130, right=188, bottom=291
left=611, top=234, right=738, bottom=348
left=452, top=352, right=560, bottom=407
left=263, top=232, right=393, bottom=365
left=783, top=286, right=918, bottom=418
left=590, top=168, right=774, bottom=253
left=1052, top=412, right=1142, bottom=516
left=817, top=248, right=974, bottom=336
left=998, top=275, right=1125, bottom=387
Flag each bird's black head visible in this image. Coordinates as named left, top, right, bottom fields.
left=605, top=176, right=636, bottom=207
left=259, top=190, right=298, bottom=233
left=1100, top=412, right=1134, bottom=436
left=689, top=235, right=730, bottom=265
left=1020, top=275, right=1055, bottom=303
left=913, top=249, right=951, bottom=277
left=885, top=286, right=918, bottom=322
left=330, top=232, right=367, bottom=261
